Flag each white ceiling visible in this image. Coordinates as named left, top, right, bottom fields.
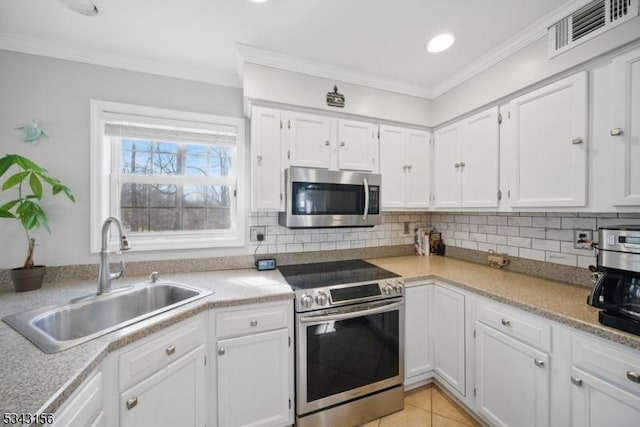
left=0, top=0, right=585, bottom=98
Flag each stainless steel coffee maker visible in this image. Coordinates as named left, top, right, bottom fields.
left=588, top=226, right=640, bottom=336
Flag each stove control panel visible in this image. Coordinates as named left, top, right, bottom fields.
left=295, top=278, right=404, bottom=312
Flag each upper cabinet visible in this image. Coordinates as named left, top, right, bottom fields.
left=610, top=47, right=640, bottom=206
left=379, top=125, right=430, bottom=209
left=504, top=72, right=588, bottom=208
left=251, top=106, right=284, bottom=211
left=336, top=119, right=378, bottom=171
left=285, top=111, right=333, bottom=169
left=433, top=106, right=500, bottom=209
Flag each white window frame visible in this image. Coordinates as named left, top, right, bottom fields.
left=90, top=100, right=246, bottom=252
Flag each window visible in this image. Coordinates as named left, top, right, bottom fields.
left=90, top=100, right=245, bottom=252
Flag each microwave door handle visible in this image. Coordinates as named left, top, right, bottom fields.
left=363, top=178, right=369, bottom=222
left=299, top=300, right=403, bottom=324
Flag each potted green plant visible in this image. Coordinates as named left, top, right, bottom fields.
left=0, top=154, right=75, bottom=292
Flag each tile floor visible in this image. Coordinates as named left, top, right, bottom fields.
left=363, top=385, right=481, bottom=427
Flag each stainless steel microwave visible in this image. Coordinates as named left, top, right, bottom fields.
left=278, top=167, right=381, bottom=228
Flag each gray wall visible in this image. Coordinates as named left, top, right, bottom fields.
left=0, top=50, right=244, bottom=268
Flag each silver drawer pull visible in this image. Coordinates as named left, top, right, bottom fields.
left=571, top=376, right=583, bottom=387
left=610, top=128, right=624, bottom=136
left=218, top=348, right=226, bottom=356
left=534, top=359, right=545, bottom=368
left=572, top=137, right=584, bottom=145
left=250, top=319, right=258, bottom=327
left=325, top=140, right=330, bottom=146
left=126, top=397, right=138, bottom=410
left=166, top=345, right=176, bottom=356
left=459, top=161, right=466, bottom=167
left=454, top=163, right=460, bottom=168
left=501, top=318, right=511, bottom=326
left=627, top=371, right=640, bottom=383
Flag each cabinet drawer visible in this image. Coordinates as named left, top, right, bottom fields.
left=477, top=299, right=551, bottom=352
left=216, top=303, right=289, bottom=338
left=119, top=315, right=206, bottom=390
left=573, top=334, right=640, bottom=394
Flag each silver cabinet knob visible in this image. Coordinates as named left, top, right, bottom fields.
left=340, top=141, right=346, bottom=147
left=534, top=359, right=545, bottom=368
left=218, top=348, right=226, bottom=356
left=126, top=397, right=138, bottom=410
left=166, top=345, right=176, bottom=356
left=454, top=163, right=460, bottom=168
left=610, top=128, right=624, bottom=136
left=627, top=371, right=640, bottom=383
left=571, top=376, right=583, bottom=387
left=250, top=319, right=258, bottom=327
left=257, top=155, right=263, bottom=165
left=407, top=164, right=412, bottom=171
left=325, top=140, right=331, bottom=146
left=459, top=161, right=465, bottom=167
left=501, top=318, right=511, bottom=326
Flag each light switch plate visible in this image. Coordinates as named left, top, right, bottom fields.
left=574, top=229, right=593, bottom=250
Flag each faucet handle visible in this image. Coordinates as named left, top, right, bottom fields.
left=117, top=260, right=125, bottom=278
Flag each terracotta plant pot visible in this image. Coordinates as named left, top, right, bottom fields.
left=9, top=265, right=46, bottom=292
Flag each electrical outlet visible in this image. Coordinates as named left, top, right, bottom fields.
left=574, top=229, right=593, bottom=250
left=250, top=226, right=266, bottom=242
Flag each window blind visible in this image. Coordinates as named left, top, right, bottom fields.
left=104, top=123, right=237, bottom=145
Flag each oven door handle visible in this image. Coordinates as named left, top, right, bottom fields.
left=299, top=300, right=403, bottom=324
left=362, top=178, right=369, bottom=222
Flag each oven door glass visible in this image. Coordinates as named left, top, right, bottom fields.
left=291, top=182, right=379, bottom=215
left=296, top=300, right=404, bottom=415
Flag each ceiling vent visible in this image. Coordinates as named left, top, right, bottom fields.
left=548, top=0, right=638, bottom=58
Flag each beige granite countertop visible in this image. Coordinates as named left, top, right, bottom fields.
left=0, top=269, right=293, bottom=418
left=2, top=254, right=640, bottom=421
left=367, top=255, right=640, bottom=351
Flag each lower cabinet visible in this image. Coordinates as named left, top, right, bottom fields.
left=120, top=346, right=206, bottom=427
left=213, top=301, right=294, bottom=427
left=118, top=314, right=208, bottom=427
left=433, top=284, right=466, bottom=396
left=52, top=371, right=104, bottom=427
left=475, top=322, right=550, bottom=427
left=404, top=283, right=433, bottom=386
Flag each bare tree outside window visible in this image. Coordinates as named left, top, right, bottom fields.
left=119, top=139, right=234, bottom=232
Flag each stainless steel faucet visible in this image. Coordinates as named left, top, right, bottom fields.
left=98, top=216, right=131, bottom=295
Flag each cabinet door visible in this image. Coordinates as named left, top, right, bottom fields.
left=379, top=125, right=407, bottom=208
left=460, top=107, right=499, bottom=208
left=433, top=285, right=465, bottom=395
left=217, top=329, right=291, bottom=427
left=251, top=106, right=283, bottom=211
left=120, top=346, right=206, bottom=427
left=507, top=71, right=588, bottom=207
left=53, top=372, right=103, bottom=427
left=405, top=284, right=433, bottom=382
left=475, top=322, right=550, bottom=427
left=405, top=129, right=431, bottom=208
left=286, top=112, right=332, bottom=169
left=433, top=124, right=462, bottom=208
left=571, top=367, right=640, bottom=427
left=337, top=119, right=376, bottom=171
left=611, top=47, right=640, bottom=206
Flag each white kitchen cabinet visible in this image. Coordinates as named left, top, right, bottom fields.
left=120, top=346, right=206, bottom=427
left=610, top=46, right=640, bottom=206
left=251, top=106, right=284, bottom=211
left=433, top=285, right=466, bottom=395
left=505, top=71, right=588, bottom=208
left=379, top=125, right=430, bottom=209
left=475, top=322, right=550, bottom=427
left=53, top=371, right=104, bottom=427
left=337, top=118, right=377, bottom=171
left=118, top=315, right=208, bottom=427
left=405, top=282, right=433, bottom=386
left=214, top=302, right=293, bottom=427
left=433, top=106, right=499, bottom=209
left=284, top=111, right=333, bottom=169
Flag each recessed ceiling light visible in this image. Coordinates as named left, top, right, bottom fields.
left=58, top=0, right=99, bottom=16
left=426, top=33, right=455, bottom=53
left=251, top=0, right=269, bottom=3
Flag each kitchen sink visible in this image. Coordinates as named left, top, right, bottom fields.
left=3, top=281, right=212, bottom=353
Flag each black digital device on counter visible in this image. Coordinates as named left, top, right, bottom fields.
left=256, top=258, right=277, bottom=271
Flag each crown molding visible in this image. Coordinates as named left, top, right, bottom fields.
left=0, top=32, right=242, bottom=88
left=430, top=0, right=593, bottom=97
left=236, top=43, right=434, bottom=99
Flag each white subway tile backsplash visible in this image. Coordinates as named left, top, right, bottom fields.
left=488, top=216, right=508, bottom=226
left=487, top=234, right=508, bottom=245
left=478, top=243, right=497, bottom=252
left=532, top=239, right=560, bottom=252
left=497, top=226, right=519, bottom=237
left=561, top=218, right=596, bottom=230
left=507, top=236, right=531, bottom=248
left=508, top=216, right=532, bottom=227
left=532, top=217, right=561, bottom=228
left=545, top=229, right=574, bottom=241
left=519, top=227, right=546, bottom=239
left=545, top=252, right=577, bottom=267
left=470, top=216, right=488, bottom=225
left=478, top=225, right=497, bottom=234
left=519, top=248, right=545, bottom=261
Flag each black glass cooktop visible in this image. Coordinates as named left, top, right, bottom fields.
left=278, top=259, right=399, bottom=290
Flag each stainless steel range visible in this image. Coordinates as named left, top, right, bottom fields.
left=278, top=259, right=405, bottom=427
